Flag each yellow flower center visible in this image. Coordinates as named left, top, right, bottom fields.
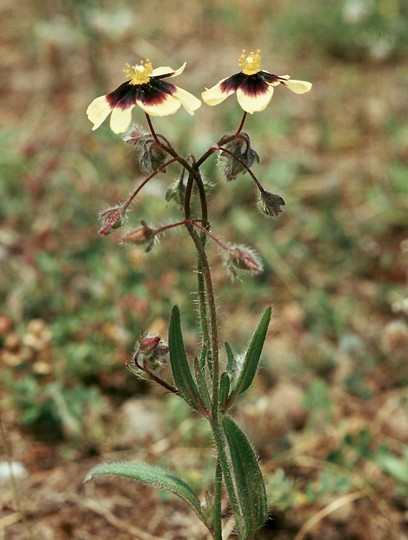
left=238, top=49, right=261, bottom=75
left=123, top=59, right=153, bottom=85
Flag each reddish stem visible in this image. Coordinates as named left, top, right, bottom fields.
left=122, top=157, right=178, bottom=211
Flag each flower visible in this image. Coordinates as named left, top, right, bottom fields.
left=202, top=50, right=312, bottom=113
left=87, top=59, right=201, bottom=133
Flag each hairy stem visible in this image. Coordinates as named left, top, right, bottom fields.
left=195, top=111, right=248, bottom=169
left=144, top=113, right=247, bottom=538
left=123, top=157, right=178, bottom=211
left=213, top=459, right=223, bottom=540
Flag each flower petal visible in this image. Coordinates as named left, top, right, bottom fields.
left=110, top=105, right=134, bottom=133
left=173, top=86, right=201, bottom=115
left=282, top=79, right=312, bottom=94
left=136, top=94, right=181, bottom=116
left=260, top=71, right=285, bottom=86
left=86, top=95, right=112, bottom=131
left=236, top=84, right=274, bottom=113
left=152, top=62, right=186, bottom=78
left=201, top=78, right=235, bottom=106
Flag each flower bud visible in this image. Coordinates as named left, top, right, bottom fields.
left=258, top=190, right=285, bottom=217
left=122, top=124, right=146, bottom=145
left=121, top=220, right=156, bottom=252
left=124, top=125, right=168, bottom=173
left=139, top=334, right=161, bottom=355
left=99, top=205, right=126, bottom=236
left=134, top=332, right=169, bottom=371
left=139, top=140, right=168, bottom=173
left=218, top=132, right=259, bottom=181
left=165, top=174, right=186, bottom=208
left=225, top=243, right=263, bottom=278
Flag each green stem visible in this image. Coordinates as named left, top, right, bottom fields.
left=196, top=258, right=211, bottom=368
left=186, top=225, right=217, bottom=380
left=144, top=113, right=244, bottom=536
left=210, top=416, right=244, bottom=537
left=213, top=459, right=223, bottom=540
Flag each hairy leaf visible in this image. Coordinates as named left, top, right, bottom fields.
left=223, top=417, right=267, bottom=536
left=85, top=461, right=208, bottom=525
left=227, top=307, right=271, bottom=407
left=194, top=356, right=211, bottom=411
left=169, top=306, right=205, bottom=412
left=225, top=342, right=235, bottom=375
left=219, top=372, right=231, bottom=410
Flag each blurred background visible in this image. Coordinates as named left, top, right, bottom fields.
left=1, top=0, right=408, bottom=538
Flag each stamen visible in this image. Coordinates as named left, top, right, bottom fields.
left=123, top=59, right=153, bottom=85
left=238, top=49, right=262, bottom=75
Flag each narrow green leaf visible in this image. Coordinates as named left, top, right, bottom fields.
left=376, top=453, right=408, bottom=483
left=85, top=461, right=208, bottom=526
left=169, top=306, right=205, bottom=412
left=193, top=356, right=211, bottom=411
left=219, top=372, right=230, bottom=410
left=225, top=342, right=234, bottom=375
left=223, top=417, right=267, bottom=536
left=228, top=307, right=271, bottom=407
left=198, top=347, right=207, bottom=371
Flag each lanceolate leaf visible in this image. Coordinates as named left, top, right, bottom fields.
left=85, top=461, right=208, bottom=527
left=219, top=372, right=231, bottom=410
left=223, top=417, right=267, bottom=536
left=194, top=356, right=211, bottom=411
left=169, top=306, right=205, bottom=412
left=227, top=307, right=271, bottom=407
left=225, top=342, right=235, bottom=375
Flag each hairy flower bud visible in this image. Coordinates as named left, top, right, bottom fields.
left=139, top=334, right=161, bottom=355
left=165, top=174, right=186, bottom=208
left=139, top=140, right=168, bottom=173
left=134, top=140, right=168, bottom=175
left=134, top=332, right=169, bottom=371
left=121, top=220, right=156, bottom=252
left=122, top=124, right=146, bottom=145
left=123, top=125, right=168, bottom=173
left=258, top=190, right=285, bottom=217
left=225, top=243, right=263, bottom=279
left=99, top=205, right=127, bottom=236
left=218, top=132, right=259, bottom=181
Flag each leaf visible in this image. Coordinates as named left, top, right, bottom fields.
left=225, top=342, right=235, bottom=375
left=219, top=372, right=230, bottom=410
left=223, top=417, right=267, bottom=536
left=85, top=461, right=208, bottom=526
left=168, top=306, right=205, bottom=412
left=227, top=307, right=271, bottom=407
left=193, top=356, right=211, bottom=412
left=376, top=453, right=408, bottom=483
